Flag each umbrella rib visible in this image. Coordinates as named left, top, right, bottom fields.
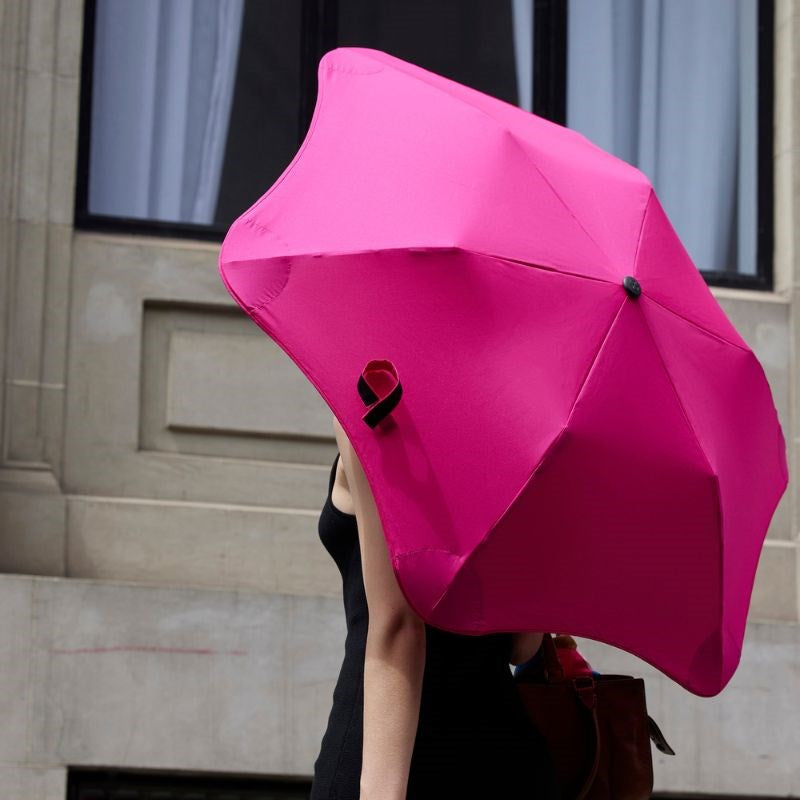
left=642, top=293, right=750, bottom=353
left=637, top=303, right=726, bottom=680
left=638, top=301, right=721, bottom=484
left=513, top=144, right=617, bottom=272
left=477, top=251, right=617, bottom=286
left=429, top=294, right=629, bottom=621
left=236, top=247, right=616, bottom=305
left=631, top=190, right=747, bottom=354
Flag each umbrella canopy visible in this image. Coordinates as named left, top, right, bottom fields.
left=218, top=46, right=788, bottom=697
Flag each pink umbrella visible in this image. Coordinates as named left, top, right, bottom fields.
left=218, top=46, right=788, bottom=697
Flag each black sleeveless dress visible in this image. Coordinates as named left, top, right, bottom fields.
left=309, top=453, right=561, bottom=800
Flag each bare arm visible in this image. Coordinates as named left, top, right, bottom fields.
left=332, top=416, right=426, bottom=800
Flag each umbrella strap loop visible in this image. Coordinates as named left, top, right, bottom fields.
left=358, top=359, right=402, bottom=429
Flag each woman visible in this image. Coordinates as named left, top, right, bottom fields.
left=309, top=414, right=561, bottom=800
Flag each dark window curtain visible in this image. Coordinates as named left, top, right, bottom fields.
left=214, top=0, right=303, bottom=226
left=336, top=0, right=535, bottom=111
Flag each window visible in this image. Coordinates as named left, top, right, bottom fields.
left=565, top=0, right=769, bottom=284
left=76, top=0, right=306, bottom=239
left=76, top=0, right=774, bottom=288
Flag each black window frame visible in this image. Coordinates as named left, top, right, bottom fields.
left=65, top=766, right=779, bottom=800
left=67, top=766, right=311, bottom=799
left=75, top=0, right=775, bottom=290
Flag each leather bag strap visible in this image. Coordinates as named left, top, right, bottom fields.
left=573, top=676, right=601, bottom=800
left=540, top=633, right=601, bottom=798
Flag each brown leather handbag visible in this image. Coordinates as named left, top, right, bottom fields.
left=513, top=633, right=675, bottom=800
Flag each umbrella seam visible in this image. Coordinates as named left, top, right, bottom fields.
left=638, top=303, right=726, bottom=688
left=641, top=293, right=750, bottom=353
left=218, top=251, right=249, bottom=317
left=511, top=138, right=617, bottom=273
left=632, top=189, right=748, bottom=353
left=429, top=294, right=629, bottom=620
left=477, top=251, right=616, bottom=286
left=630, top=187, right=654, bottom=282
left=633, top=192, right=731, bottom=679
left=396, top=547, right=460, bottom=557
left=324, top=58, right=385, bottom=75
left=242, top=214, right=292, bottom=247
left=223, top=252, right=292, bottom=310
left=239, top=246, right=616, bottom=314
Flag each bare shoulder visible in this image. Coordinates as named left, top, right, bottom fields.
left=329, top=413, right=421, bottom=625
left=331, top=415, right=354, bottom=478
left=509, top=630, right=544, bottom=665
left=331, top=415, right=353, bottom=462
left=330, top=415, right=372, bottom=517
left=330, top=418, right=355, bottom=513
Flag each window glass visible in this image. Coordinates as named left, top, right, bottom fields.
left=566, top=0, right=759, bottom=275
left=88, top=0, right=303, bottom=229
